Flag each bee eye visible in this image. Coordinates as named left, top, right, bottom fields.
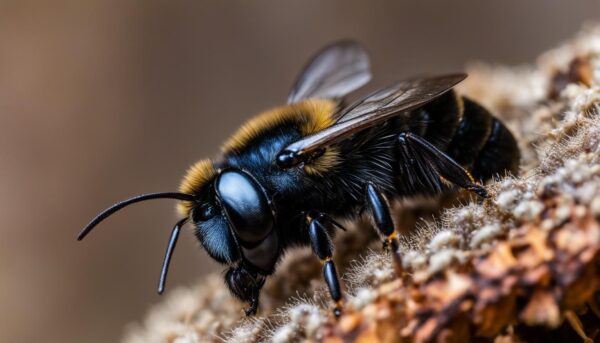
left=194, top=203, right=217, bottom=221
left=215, top=169, right=274, bottom=244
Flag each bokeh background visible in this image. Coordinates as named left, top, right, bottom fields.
left=1, top=1, right=599, bottom=342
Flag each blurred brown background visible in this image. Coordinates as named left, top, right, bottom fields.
left=0, top=1, right=598, bottom=342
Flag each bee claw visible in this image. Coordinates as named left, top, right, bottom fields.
left=244, top=306, right=257, bottom=316
left=244, top=299, right=259, bottom=316
left=382, top=240, right=389, bottom=249
left=471, top=185, right=489, bottom=198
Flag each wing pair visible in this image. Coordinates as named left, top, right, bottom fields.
left=278, top=41, right=466, bottom=167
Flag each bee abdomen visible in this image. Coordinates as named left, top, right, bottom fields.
left=420, top=90, right=463, bottom=149
left=394, top=92, right=519, bottom=196
left=446, top=97, right=493, bottom=167
left=445, top=96, right=520, bottom=180
left=471, top=117, right=520, bottom=180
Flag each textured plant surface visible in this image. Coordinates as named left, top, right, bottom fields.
left=124, top=25, right=600, bottom=343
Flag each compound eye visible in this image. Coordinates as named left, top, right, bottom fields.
left=216, top=170, right=274, bottom=244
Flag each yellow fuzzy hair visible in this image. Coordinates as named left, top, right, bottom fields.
left=177, top=99, right=340, bottom=216
left=455, top=91, right=465, bottom=119
left=177, top=159, right=216, bottom=215
left=303, top=148, right=341, bottom=176
left=221, top=99, right=337, bottom=154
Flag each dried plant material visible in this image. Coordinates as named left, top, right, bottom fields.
left=124, top=25, right=600, bottom=343
left=549, top=56, right=593, bottom=99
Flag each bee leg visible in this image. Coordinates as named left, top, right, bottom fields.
left=398, top=132, right=488, bottom=198
left=565, top=311, right=593, bottom=343
left=365, top=183, right=404, bottom=277
left=307, top=215, right=344, bottom=317
left=245, top=297, right=259, bottom=316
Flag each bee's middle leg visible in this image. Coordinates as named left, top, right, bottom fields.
left=365, top=182, right=404, bottom=277
left=306, top=214, right=344, bottom=317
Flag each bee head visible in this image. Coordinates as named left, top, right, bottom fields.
left=190, top=168, right=278, bottom=270
left=77, top=163, right=279, bottom=298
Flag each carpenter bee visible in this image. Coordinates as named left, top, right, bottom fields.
left=78, top=41, right=520, bottom=316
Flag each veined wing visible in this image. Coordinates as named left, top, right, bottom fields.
left=277, top=74, right=467, bottom=167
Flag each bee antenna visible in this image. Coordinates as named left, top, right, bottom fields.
left=77, top=192, right=195, bottom=241
left=157, top=217, right=188, bottom=294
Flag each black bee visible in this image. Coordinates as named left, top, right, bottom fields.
left=78, top=41, right=520, bottom=316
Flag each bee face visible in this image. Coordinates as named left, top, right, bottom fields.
left=190, top=196, right=241, bottom=264
left=214, top=169, right=274, bottom=245
left=190, top=168, right=279, bottom=273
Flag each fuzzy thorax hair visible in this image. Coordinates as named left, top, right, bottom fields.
left=221, top=99, right=337, bottom=154
left=177, top=159, right=216, bottom=215
left=177, top=98, right=341, bottom=216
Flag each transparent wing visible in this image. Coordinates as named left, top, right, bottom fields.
left=287, top=41, right=371, bottom=104
left=279, top=74, right=467, bottom=163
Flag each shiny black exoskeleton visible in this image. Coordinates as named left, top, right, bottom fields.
left=78, top=41, right=520, bottom=317
left=211, top=91, right=519, bottom=315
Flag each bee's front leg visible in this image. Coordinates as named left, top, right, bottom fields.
left=306, top=214, right=344, bottom=317
left=365, top=182, right=405, bottom=277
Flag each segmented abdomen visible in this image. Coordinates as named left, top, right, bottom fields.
left=417, top=91, right=520, bottom=181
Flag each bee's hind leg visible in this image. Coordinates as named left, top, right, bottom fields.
left=398, top=132, right=488, bottom=198
left=365, top=183, right=405, bottom=277
left=306, top=214, right=344, bottom=317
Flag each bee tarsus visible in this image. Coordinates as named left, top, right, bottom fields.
left=365, top=183, right=404, bottom=276
left=245, top=298, right=259, bottom=317
left=308, top=213, right=344, bottom=316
